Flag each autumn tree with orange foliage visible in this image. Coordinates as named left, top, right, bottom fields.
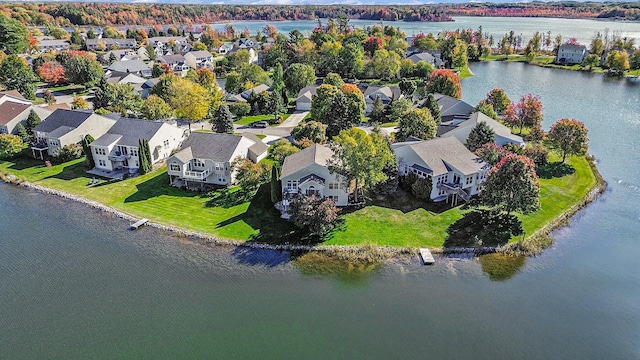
left=425, top=69, right=462, bottom=99
left=38, top=62, right=66, bottom=84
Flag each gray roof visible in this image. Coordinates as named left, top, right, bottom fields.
left=281, top=144, right=333, bottom=179
left=363, top=86, right=401, bottom=103
left=157, top=54, right=185, bottom=63
left=0, top=102, right=30, bottom=125
left=243, top=132, right=268, bottom=158
left=393, top=137, right=487, bottom=176
left=97, top=118, right=166, bottom=147
left=175, top=132, right=243, bottom=163
left=186, top=50, right=213, bottom=58
left=91, top=133, right=122, bottom=147
left=433, top=93, right=474, bottom=118
left=440, top=112, right=525, bottom=146
left=107, top=60, right=150, bottom=73
left=35, top=109, right=93, bottom=133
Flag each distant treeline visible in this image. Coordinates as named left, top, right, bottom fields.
left=2, top=3, right=639, bottom=27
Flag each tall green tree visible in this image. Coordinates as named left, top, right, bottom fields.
left=368, top=96, right=387, bottom=124
left=63, top=55, right=103, bottom=86
left=486, top=88, right=511, bottom=115
left=480, top=154, right=540, bottom=215
left=0, top=14, right=29, bottom=55
left=398, top=79, right=417, bottom=98
left=92, top=77, right=113, bottom=110
left=475, top=100, right=498, bottom=120
left=546, top=118, right=589, bottom=163
left=310, top=84, right=338, bottom=123
left=140, top=95, right=173, bottom=120
left=270, top=164, right=282, bottom=204
left=396, top=108, right=437, bottom=142
left=271, top=62, right=284, bottom=95
left=283, top=63, right=316, bottom=97
left=0, top=55, right=38, bottom=99
left=465, top=121, right=496, bottom=152
left=82, top=134, right=95, bottom=169
left=211, top=103, right=234, bottom=134
left=421, top=93, right=441, bottom=124
left=25, top=110, right=42, bottom=139
left=138, top=138, right=152, bottom=175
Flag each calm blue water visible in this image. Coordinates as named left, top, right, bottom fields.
left=2, top=52, right=640, bottom=360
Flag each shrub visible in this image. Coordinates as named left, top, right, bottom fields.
left=411, top=177, right=432, bottom=200
left=289, top=195, right=341, bottom=238
left=444, top=210, right=523, bottom=248
left=524, top=144, right=549, bottom=167
left=0, top=134, right=23, bottom=159
left=229, top=102, right=250, bottom=117
left=53, top=144, right=83, bottom=163
left=475, top=143, right=511, bottom=166
left=399, top=171, right=419, bottom=190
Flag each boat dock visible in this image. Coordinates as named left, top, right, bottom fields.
left=419, top=248, right=435, bottom=265
left=129, top=218, right=149, bottom=230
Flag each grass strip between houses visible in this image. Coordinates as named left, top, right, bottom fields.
left=1, top=153, right=597, bottom=249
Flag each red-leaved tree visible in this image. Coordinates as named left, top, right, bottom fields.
left=38, top=61, right=66, bottom=84
left=426, top=69, right=462, bottom=99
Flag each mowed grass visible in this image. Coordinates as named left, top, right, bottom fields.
left=235, top=114, right=291, bottom=125
left=1, top=152, right=597, bottom=248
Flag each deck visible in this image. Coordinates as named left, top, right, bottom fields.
left=129, top=218, right=149, bottom=230
left=419, top=248, right=435, bottom=265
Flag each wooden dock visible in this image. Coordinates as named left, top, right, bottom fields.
left=129, top=218, right=149, bottom=230
left=419, top=248, right=435, bottom=265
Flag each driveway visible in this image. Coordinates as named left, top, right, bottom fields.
left=279, top=111, right=308, bottom=127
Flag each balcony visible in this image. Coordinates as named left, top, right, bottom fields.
left=108, top=152, right=131, bottom=162
left=183, top=168, right=211, bottom=180
left=30, top=142, right=49, bottom=151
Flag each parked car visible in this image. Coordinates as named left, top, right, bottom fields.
left=253, top=121, right=268, bottom=128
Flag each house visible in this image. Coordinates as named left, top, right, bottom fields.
left=227, top=47, right=259, bottom=64
left=216, top=43, right=234, bottom=55
left=36, top=39, right=70, bottom=53
left=0, top=102, right=51, bottom=135
left=556, top=42, right=588, bottom=65
left=0, top=90, right=30, bottom=106
left=31, top=109, right=117, bottom=159
left=416, top=93, right=475, bottom=123
left=280, top=144, right=349, bottom=206
left=104, top=49, right=142, bottom=62
left=393, top=137, right=490, bottom=204
left=86, top=38, right=137, bottom=51
left=233, top=38, right=259, bottom=49
left=157, top=54, right=190, bottom=74
left=167, top=132, right=268, bottom=187
left=88, top=118, right=184, bottom=178
left=363, top=85, right=402, bottom=114
left=295, top=85, right=319, bottom=111
left=226, top=84, right=270, bottom=102
left=184, top=50, right=214, bottom=70
left=439, top=112, right=525, bottom=147
left=407, top=52, right=443, bottom=68
left=107, top=60, right=152, bottom=78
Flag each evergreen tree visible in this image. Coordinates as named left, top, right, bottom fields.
left=422, top=93, right=441, bottom=124
left=138, top=138, right=152, bottom=174
left=270, top=164, right=282, bottom=204
left=92, top=77, right=112, bottom=110
left=368, top=96, right=386, bottom=124
left=212, top=103, right=234, bottom=134
left=25, top=110, right=42, bottom=138
left=17, top=123, right=30, bottom=143
left=465, top=121, right=496, bottom=152
left=82, top=134, right=95, bottom=169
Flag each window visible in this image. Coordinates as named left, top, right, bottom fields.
left=218, top=176, right=226, bottom=182
left=169, top=163, right=181, bottom=172
left=465, top=176, right=473, bottom=185
left=130, top=148, right=138, bottom=157
left=0, top=127, right=7, bottom=134
left=327, top=195, right=338, bottom=202
left=163, top=139, right=170, bottom=148
left=192, top=159, right=205, bottom=167
left=98, top=159, right=106, bottom=167
left=286, top=180, right=298, bottom=190
left=329, top=182, right=341, bottom=190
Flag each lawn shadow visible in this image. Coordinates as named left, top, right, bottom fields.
left=369, top=188, right=457, bottom=214
left=44, top=161, right=88, bottom=181
left=124, top=171, right=199, bottom=203
left=206, top=187, right=253, bottom=208
left=444, top=209, right=523, bottom=248
left=536, top=161, right=575, bottom=179
left=6, top=154, right=48, bottom=170
left=230, top=247, right=291, bottom=267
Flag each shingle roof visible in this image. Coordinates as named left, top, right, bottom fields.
left=90, top=133, right=122, bottom=147
left=243, top=132, right=268, bottom=158
left=440, top=112, right=525, bottom=146
left=0, top=90, right=26, bottom=100
left=186, top=50, right=213, bottom=58
left=394, top=137, right=486, bottom=176
left=107, top=60, right=150, bottom=73
left=34, top=109, right=93, bottom=133
left=281, top=144, right=333, bottom=178
left=433, top=93, right=474, bottom=117
left=0, top=102, right=29, bottom=125
left=98, top=118, right=166, bottom=147
left=176, top=132, right=243, bottom=163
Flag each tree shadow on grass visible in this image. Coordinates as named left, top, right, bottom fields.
left=5, top=154, right=47, bottom=170
left=444, top=209, right=523, bottom=248
left=205, top=187, right=254, bottom=208
left=124, top=171, right=199, bottom=203
left=44, top=161, right=87, bottom=181
left=536, top=161, right=575, bottom=179
left=369, top=188, right=458, bottom=214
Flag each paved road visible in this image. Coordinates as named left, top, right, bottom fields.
left=280, top=110, right=309, bottom=127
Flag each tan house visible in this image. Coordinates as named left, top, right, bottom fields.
left=0, top=102, right=52, bottom=135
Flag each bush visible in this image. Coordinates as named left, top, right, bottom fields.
left=291, top=121, right=326, bottom=144
left=289, top=195, right=341, bottom=238
left=229, top=102, right=250, bottom=117
left=399, top=172, right=418, bottom=190
left=0, top=134, right=23, bottom=159
left=53, top=144, right=83, bottom=163
left=269, top=115, right=284, bottom=125
left=411, top=177, right=432, bottom=200
left=524, top=144, right=549, bottom=167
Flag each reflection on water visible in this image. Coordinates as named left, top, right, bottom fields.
left=293, top=252, right=382, bottom=286
left=479, top=253, right=527, bottom=281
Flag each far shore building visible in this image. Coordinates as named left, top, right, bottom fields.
left=86, top=38, right=137, bottom=51
left=31, top=109, right=117, bottom=159
left=393, top=137, right=490, bottom=205
left=167, top=132, right=268, bottom=188
left=88, top=118, right=184, bottom=179
left=279, top=144, right=349, bottom=207
left=555, top=42, right=588, bottom=65
left=439, top=112, right=525, bottom=147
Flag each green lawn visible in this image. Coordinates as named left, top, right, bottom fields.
left=1, top=152, right=597, bottom=249
left=235, top=114, right=291, bottom=126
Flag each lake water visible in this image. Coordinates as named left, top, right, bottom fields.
left=2, top=63, right=640, bottom=357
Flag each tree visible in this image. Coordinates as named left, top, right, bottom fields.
left=451, top=39, right=468, bottom=71
left=108, top=83, right=142, bottom=116
left=340, top=84, right=365, bottom=125
left=364, top=36, right=383, bottom=57
left=63, top=54, right=103, bottom=86
left=326, top=91, right=352, bottom=137
left=271, top=62, right=284, bottom=95
left=310, top=84, right=338, bottom=123
left=581, top=54, right=600, bottom=72
left=426, top=69, right=462, bottom=99
left=71, top=96, right=89, bottom=110
left=474, top=143, right=511, bottom=166
left=387, top=98, right=413, bottom=124
left=224, top=71, right=243, bottom=94
left=37, top=61, right=66, bottom=84
left=421, top=93, right=441, bottom=124
left=546, top=118, right=589, bottom=163
left=486, top=88, right=511, bottom=115
left=288, top=195, right=340, bottom=238
left=323, top=73, right=344, bottom=88
left=53, top=144, right=83, bottom=163
left=291, top=121, right=326, bottom=144
left=590, top=32, right=605, bottom=56
left=0, top=14, right=29, bottom=55
left=630, top=50, right=640, bottom=76
left=138, top=138, right=152, bottom=175
left=369, top=49, right=401, bottom=81
left=25, top=110, right=42, bottom=140
left=270, top=164, right=282, bottom=204
left=328, top=128, right=395, bottom=203
left=0, top=55, right=38, bottom=99
left=606, top=50, right=630, bottom=75
left=465, top=121, right=496, bottom=152
left=516, top=94, right=544, bottom=132
left=92, top=77, right=112, bottom=110
left=167, top=77, right=210, bottom=130
left=338, top=43, right=364, bottom=79
left=43, top=90, right=56, bottom=105
left=269, top=138, right=300, bottom=165
left=368, top=96, right=387, bottom=124
left=399, top=79, right=417, bottom=98
left=396, top=108, right=437, bottom=142
left=411, top=177, right=432, bottom=200
left=231, top=156, right=269, bottom=194
left=82, top=134, right=95, bottom=169
left=475, top=100, right=498, bottom=119
left=140, top=95, right=173, bottom=120
left=283, top=63, right=315, bottom=97
left=0, top=134, right=23, bottom=159
left=211, top=103, right=234, bottom=134
left=480, top=154, right=541, bottom=215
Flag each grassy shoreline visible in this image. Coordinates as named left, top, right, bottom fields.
left=0, top=152, right=601, bottom=252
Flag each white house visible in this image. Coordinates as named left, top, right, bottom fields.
left=216, top=43, right=234, bottom=54
left=167, top=132, right=268, bottom=187
left=31, top=109, right=117, bottom=159
left=280, top=144, right=349, bottom=206
left=88, top=118, right=184, bottom=177
left=556, top=42, right=588, bottom=65
left=184, top=50, right=214, bottom=70
left=407, top=52, right=443, bottom=68
left=295, top=85, right=318, bottom=111
left=226, top=84, right=270, bottom=102
left=439, top=112, right=525, bottom=147
left=36, top=39, right=70, bottom=53
left=157, top=54, right=190, bottom=74
left=86, top=38, right=137, bottom=51
left=0, top=102, right=51, bottom=135
left=393, top=137, right=490, bottom=204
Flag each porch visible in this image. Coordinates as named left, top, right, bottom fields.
left=86, top=167, right=136, bottom=180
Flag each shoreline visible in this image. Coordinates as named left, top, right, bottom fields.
left=1, top=154, right=606, bottom=259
